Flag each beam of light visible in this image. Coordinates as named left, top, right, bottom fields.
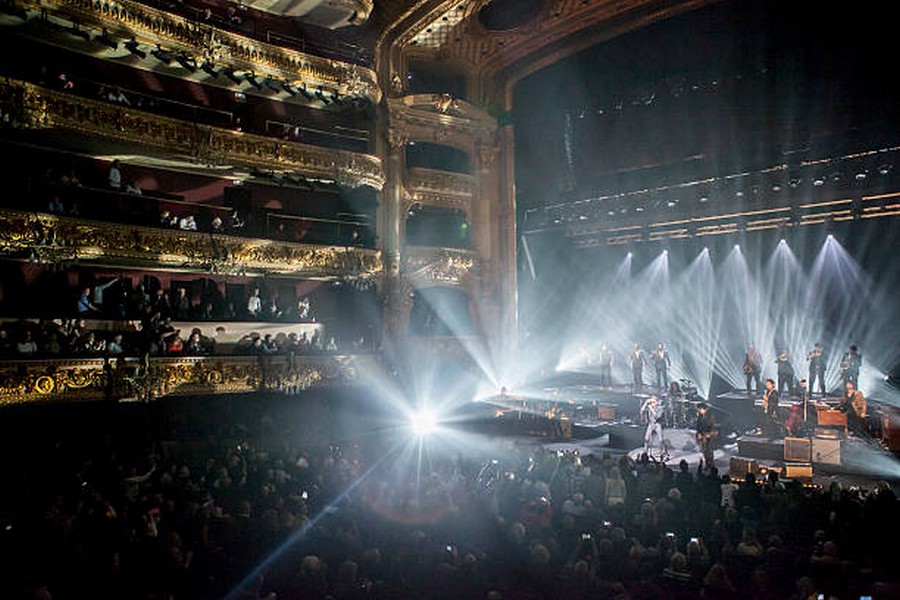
left=410, top=408, right=437, bottom=436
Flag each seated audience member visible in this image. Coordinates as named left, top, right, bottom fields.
left=125, top=180, right=142, bottom=195
left=246, top=288, right=262, bottom=318
left=47, top=194, right=65, bottom=214
left=173, top=287, right=191, bottom=321
left=108, top=159, right=122, bottom=190
left=179, top=214, right=198, bottom=231
left=76, top=287, right=100, bottom=314
left=164, top=329, right=184, bottom=355
left=296, top=297, right=311, bottom=320
left=211, top=215, right=224, bottom=232
left=108, top=333, right=125, bottom=355
left=185, top=330, right=206, bottom=355
left=16, top=330, right=38, bottom=356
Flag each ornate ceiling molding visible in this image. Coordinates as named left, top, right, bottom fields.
left=0, top=354, right=367, bottom=404
left=402, top=245, right=480, bottom=287
left=0, top=209, right=383, bottom=278
left=8, top=0, right=380, bottom=102
left=2, top=79, right=384, bottom=188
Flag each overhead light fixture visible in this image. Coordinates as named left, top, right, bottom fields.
left=315, top=86, right=331, bottom=104
left=68, top=23, right=90, bottom=41
left=298, top=83, right=313, bottom=101
left=878, top=164, right=892, bottom=176
left=124, top=39, right=146, bottom=59
left=223, top=67, right=242, bottom=85
left=95, top=28, right=118, bottom=50
left=175, top=52, right=197, bottom=72
left=244, top=72, right=262, bottom=90
left=264, top=78, right=281, bottom=93
left=150, top=44, right=174, bottom=65
left=812, top=176, right=825, bottom=186
left=282, top=81, right=297, bottom=96
left=201, top=61, right=219, bottom=77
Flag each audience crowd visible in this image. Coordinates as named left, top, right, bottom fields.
left=0, top=282, right=353, bottom=359
left=2, top=393, right=898, bottom=600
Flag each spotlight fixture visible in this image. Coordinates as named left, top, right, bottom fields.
left=878, top=164, right=892, bottom=176
left=223, top=67, right=242, bottom=85
left=95, top=28, right=118, bottom=49
left=315, top=86, right=331, bottom=104
left=264, top=78, right=281, bottom=93
left=282, top=81, right=297, bottom=96
left=298, top=83, right=314, bottom=100
left=201, top=61, right=219, bottom=77
left=150, top=44, right=174, bottom=65
left=244, top=72, right=262, bottom=90
left=812, top=176, right=825, bottom=186
left=124, top=39, right=146, bottom=59
left=68, top=23, right=90, bottom=41
left=788, top=178, right=801, bottom=188
left=854, top=170, right=868, bottom=180
left=174, top=52, right=196, bottom=72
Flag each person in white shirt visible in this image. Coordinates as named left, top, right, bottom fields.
left=179, top=215, right=197, bottom=231
left=108, top=160, right=122, bottom=189
left=246, top=288, right=262, bottom=318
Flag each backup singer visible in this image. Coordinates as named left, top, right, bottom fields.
left=761, top=378, right=780, bottom=437
left=807, top=343, right=826, bottom=396
left=695, top=403, right=717, bottom=471
left=641, top=395, right=664, bottom=458
left=775, top=349, right=794, bottom=396
left=630, top=343, right=646, bottom=390
left=598, top=344, right=614, bottom=388
left=840, top=345, right=863, bottom=387
left=743, top=345, right=761, bottom=395
left=653, top=343, right=671, bottom=391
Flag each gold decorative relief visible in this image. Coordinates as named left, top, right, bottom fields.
left=12, top=0, right=380, bottom=102
left=0, top=209, right=383, bottom=277
left=1, top=79, right=384, bottom=189
left=0, top=355, right=365, bottom=405
left=403, top=246, right=479, bottom=286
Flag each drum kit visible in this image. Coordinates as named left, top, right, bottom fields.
left=661, top=378, right=703, bottom=428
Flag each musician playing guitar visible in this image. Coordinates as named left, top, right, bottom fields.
left=761, top=378, right=781, bottom=437
left=695, top=403, right=717, bottom=471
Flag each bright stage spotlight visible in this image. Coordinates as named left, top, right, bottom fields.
left=410, top=409, right=437, bottom=436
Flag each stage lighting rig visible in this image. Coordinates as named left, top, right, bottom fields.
left=201, top=61, right=219, bottom=77
left=95, top=28, right=118, bottom=49
left=124, top=39, right=146, bottom=59
left=150, top=44, right=174, bottom=65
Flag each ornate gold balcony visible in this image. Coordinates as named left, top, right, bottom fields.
left=0, top=209, right=383, bottom=278
left=0, top=354, right=372, bottom=405
left=8, top=0, right=380, bottom=103
left=402, top=246, right=479, bottom=287
left=1, top=79, right=384, bottom=189
left=404, top=167, right=475, bottom=218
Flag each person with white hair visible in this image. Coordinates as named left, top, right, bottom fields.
left=641, top=395, right=664, bottom=458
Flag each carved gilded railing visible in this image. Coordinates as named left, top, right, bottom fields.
left=11, top=0, right=380, bottom=102
left=402, top=246, right=479, bottom=286
left=0, top=354, right=371, bottom=405
left=1, top=79, right=384, bottom=189
left=405, top=167, right=475, bottom=219
left=388, top=94, right=497, bottom=141
left=0, top=209, right=383, bottom=278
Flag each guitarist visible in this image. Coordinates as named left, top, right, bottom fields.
left=695, top=403, right=717, bottom=471
left=761, top=378, right=781, bottom=437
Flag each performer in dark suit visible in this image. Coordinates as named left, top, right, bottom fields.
left=652, top=343, right=671, bottom=391
left=598, top=344, right=614, bottom=388
left=840, top=345, right=862, bottom=387
left=775, top=349, right=794, bottom=397
left=807, top=343, right=826, bottom=396
left=695, top=403, right=717, bottom=471
left=743, top=345, right=761, bottom=395
left=630, top=343, right=646, bottom=391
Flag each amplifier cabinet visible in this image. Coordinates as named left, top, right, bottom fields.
left=812, top=437, right=841, bottom=465
left=784, top=437, right=812, bottom=462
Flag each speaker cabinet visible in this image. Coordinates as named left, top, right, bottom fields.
left=812, top=437, right=841, bottom=465
left=784, top=437, right=812, bottom=462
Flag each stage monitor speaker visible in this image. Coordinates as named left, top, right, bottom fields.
left=730, top=456, right=759, bottom=478
left=784, top=437, right=812, bottom=462
left=812, top=437, right=841, bottom=465
left=784, top=462, right=813, bottom=480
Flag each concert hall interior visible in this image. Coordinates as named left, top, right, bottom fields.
left=1, top=0, right=900, bottom=598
